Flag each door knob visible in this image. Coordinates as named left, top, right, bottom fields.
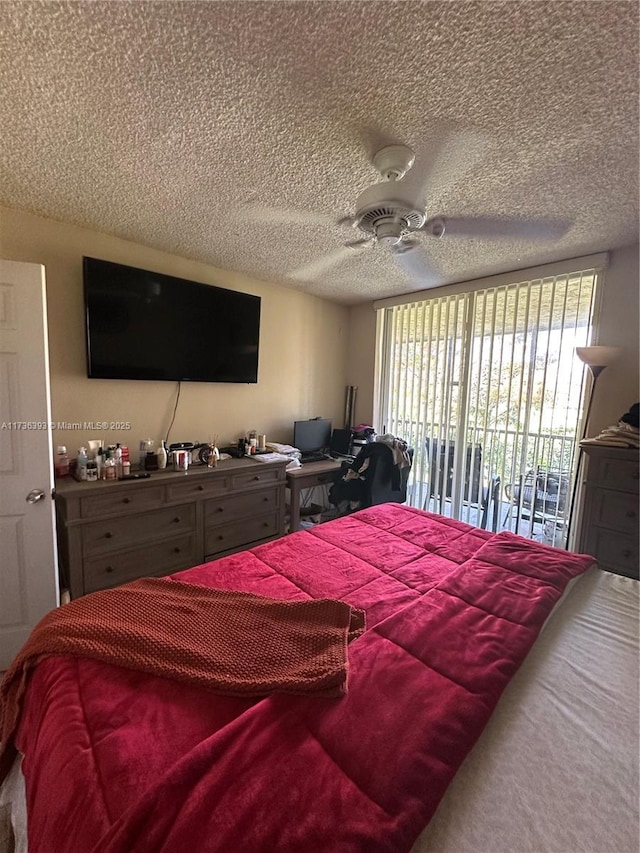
left=25, top=489, right=46, bottom=504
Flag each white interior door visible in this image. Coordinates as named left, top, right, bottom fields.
left=0, top=260, right=59, bottom=669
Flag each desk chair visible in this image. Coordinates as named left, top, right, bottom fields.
left=328, top=442, right=413, bottom=514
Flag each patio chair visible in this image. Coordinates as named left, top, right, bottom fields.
left=481, top=474, right=502, bottom=532
left=423, top=439, right=499, bottom=530
left=503, top=467, right=569, bottom=532
left=424, top=439, right=483, bottom=504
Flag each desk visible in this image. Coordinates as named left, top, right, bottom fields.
left=286, top=459, right=342, bottom=532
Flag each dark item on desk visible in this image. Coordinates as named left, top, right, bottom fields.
left=330, top=428, right=353, bottom=457
left=300, top=452, right=331, bottom=464
left=119, top=473, right=151, bottom=480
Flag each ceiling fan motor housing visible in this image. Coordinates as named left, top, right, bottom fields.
left=353, top=182, right=426, bottom=244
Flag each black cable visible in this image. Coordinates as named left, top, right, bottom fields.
left=164, top=381, right=181, bottom=446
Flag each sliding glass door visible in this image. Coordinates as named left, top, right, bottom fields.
left=375, top=261, right=602, bottom=545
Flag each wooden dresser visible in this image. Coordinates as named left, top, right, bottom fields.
left=54, top=457, right=288, bottom=598
left=577, top=445, right=639, bottom=579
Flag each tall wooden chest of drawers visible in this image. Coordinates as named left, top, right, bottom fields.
left=577, top=445, right=639, bottom=579
left=54, top=457, right=288, bottom=598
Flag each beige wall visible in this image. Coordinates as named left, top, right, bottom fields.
left=590, top=244, right=640, bottom=434
left=345, top=302, right=377, bottom=428
left=347, top=244, right=640, bottom=434
left=0, top=205, right=350, bottom=452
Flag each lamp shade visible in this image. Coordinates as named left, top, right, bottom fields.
left=575, top=346, right=621, bottom=368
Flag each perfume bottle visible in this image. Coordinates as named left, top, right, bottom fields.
left=207, top=444, right=220, bottom=468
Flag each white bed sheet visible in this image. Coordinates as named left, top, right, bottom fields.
left=2, top=569, right=638, bottom=853
left=413, top=568, right=639, bottom=853
left=0, top=753, right=26, bottom=853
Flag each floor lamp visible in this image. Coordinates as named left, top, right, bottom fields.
left=565, top=345, right=621, bottom=550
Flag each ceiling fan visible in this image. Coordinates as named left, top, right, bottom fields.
left=243, top=141, right=570, bottom=285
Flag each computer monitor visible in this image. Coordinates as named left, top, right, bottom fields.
left=330, top=428, right=353, bottom=455
left=293, top=418, right=332, bottom=454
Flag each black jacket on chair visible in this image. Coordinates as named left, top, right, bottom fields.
left=329, top=442, right=413, bottom=513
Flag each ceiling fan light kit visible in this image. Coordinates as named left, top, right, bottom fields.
left=353, top=181, right=426, bottom=236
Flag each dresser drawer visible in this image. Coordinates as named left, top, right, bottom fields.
left=166, top=474, right=230, bottom=503
left=80, top=485, right=165, bottom=519
left=83, top=534, right=199, bottom=593
left=204, top=488, right=279, bottom=525
left=588, top=454, right=640, bottom=495
left=205, top=511, right=280, bottom=556
left=83, top=504, right=196, bottom=556
left=590, top=527, right=639, bottom=578
left=232, top=466, right=283, bottom=490
left=592, top=489, right=639, bottom=535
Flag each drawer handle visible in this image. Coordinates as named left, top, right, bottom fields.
left=197, top=485, right=205, bottom=491
left=253, top=475, right=261, bottom=481
left=173, top=547, right=181, bottom=554
left=122, top=497, right=131, bottom=504
left=263, top=521, right=269, bottom=527
left=622, top=549, right=632, bottom=558
left=217, top=534, right=224, bottom=541
left=104, top=531, right=113, bottom=539
left=217, top=507, right=224, bottom=513
left=263, top=496, right=269, bottom=502
left=173, top=516, right=181, bottom=523
left=318, top=476, right=327, bottom=483
left=105, top=566, right=113, bottom=573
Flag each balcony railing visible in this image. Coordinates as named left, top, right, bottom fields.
left=389, top=418, right=576, bottom=545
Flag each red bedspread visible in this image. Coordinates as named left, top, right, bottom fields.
left=14, top=505, right=594, bottom=852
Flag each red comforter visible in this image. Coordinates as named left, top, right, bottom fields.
left=14, top=505, right=594, bottom=852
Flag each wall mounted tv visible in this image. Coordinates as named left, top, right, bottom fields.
left=83, top=257, right=261, bottom=383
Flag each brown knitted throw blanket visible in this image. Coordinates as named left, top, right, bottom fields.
left=0, top=578, right=365, bottom=783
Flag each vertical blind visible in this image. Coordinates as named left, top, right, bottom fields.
left=375, top=262, right=603, bottom=542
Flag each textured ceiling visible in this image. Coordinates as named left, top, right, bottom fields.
left=1, top=1, right=638, bottom=305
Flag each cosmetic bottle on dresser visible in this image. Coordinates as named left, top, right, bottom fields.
left=54, top=446, right=70, bottom=479
left=76, top=447, right=88, bottom=481
left=157, top=440, right=168, bottom=470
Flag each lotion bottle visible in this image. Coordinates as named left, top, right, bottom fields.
left=157, top=440, right=168, bottom=470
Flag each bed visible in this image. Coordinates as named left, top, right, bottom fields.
left=1, top=504, right=638, bottom=852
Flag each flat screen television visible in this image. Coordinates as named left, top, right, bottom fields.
left=83, top=257, right=261, bottom=383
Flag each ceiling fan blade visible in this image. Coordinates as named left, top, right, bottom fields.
left=431, top=216, right=571, bottom=241
left=392, top=245, right=441, bottom=285
left=345, top=237, right=375, bottom=249
left=401, top=128, right=493, bottom=205
left=287, top=246, right=359, bottom=281
left=235, top=205, right=334, bottom=226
